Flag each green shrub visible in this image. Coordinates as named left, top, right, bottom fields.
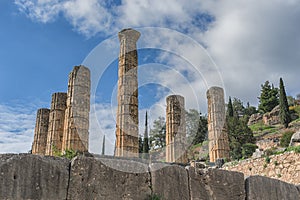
left=294, top=105, right=300, bottom=117
left=63, top=149, right=78, bottom=159
left=287, top=145, right=300, bottom=153
left=280, top=131, right=294, bottom=147
left=264, top=147, right=276, bottom=156
left=242, top=143, right=258, bottom=158
left=277, top=174, right=282, bottom=178
left=265, top=156, right=271, bottom=164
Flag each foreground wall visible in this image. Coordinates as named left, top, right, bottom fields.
left=0, top=154, right=299, bottom=200
left=225, top=152, right=300, bottom=185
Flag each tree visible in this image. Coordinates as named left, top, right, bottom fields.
left=139, top=136, right=143, bottom=154
left=296, top=94, right=300, bottom=105
left=149, top=116, right=166, bottom=150
left=227, top=97, right=234, bottom=117
left=102, top=135, right=105, bottom=155
left=244, top=102, right=257, bottom=116
left=142, top=111, right=150, bottom=159
left=186, top=109, right=207, bottom=145
left=280, top=131, right=294, bottom=147
left=227, top=116, right=255, bottom=160
left=279, top=78, right=291, bottom=128
left=287, top=96, right=296, bottom=106
left=258, top=81, right=279, bottom=113
left=232, top=97, right=245, bottom=117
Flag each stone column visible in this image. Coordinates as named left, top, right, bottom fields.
left=45, top=92, right=67, bottom=156
left=207, top=87, right=230, bottom=162
left=62, top=65, right=90, bottom=153
left=115, top=29, right=140, bottom=157
left=166, top=95, right=187, bottom=163
left=32, top=108, right=50, bottom=155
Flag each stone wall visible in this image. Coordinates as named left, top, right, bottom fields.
left=225, top=152, right=300, bottom=185
left=1, top=154, right=299, bottom=200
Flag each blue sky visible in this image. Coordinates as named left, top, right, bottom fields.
left=1, top=0, right=300, bottom=154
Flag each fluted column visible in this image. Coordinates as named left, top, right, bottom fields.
left=62, top=65, right=90, bottom=153
left=166, top=95, right=187, bottom=163
left=207, top=87, right=230, bottom=162
left=32, top=108, right=50, bottom=155
left=45, top=92, right=67, bottom=155
left=115, top=29, right=140, bottom=157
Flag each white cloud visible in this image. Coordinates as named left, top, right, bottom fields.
left=10, top=0, right=300, bottom=153
left=200, top=0, right=300, bottom=104
left=14, top=0, right=117, bottom=36
left=0, top=104, right=36, bottom=153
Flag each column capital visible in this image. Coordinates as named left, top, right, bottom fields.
left=118, top=28, right=140, bottom=42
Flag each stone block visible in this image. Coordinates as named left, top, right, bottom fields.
left=0, top=154, right=69, bottom=200
left=245, top=175, right=300, bottom=200
left=68, top=156, right=151, bottom=200
left=188, top=167, right=245, bottom=200
left=150, top=163, right=189, bottom=200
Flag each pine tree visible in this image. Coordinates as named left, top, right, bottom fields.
left=149, top=116, right=166, bottom=150
left=258, top=81, right=279, bottom=113
left=227, top=97, right=234, bottom=117
left=101, top=135, right=105, bottom=155
left=142, top=111, right=150, bottom=159
left=279, top=78, right=291, bottom=128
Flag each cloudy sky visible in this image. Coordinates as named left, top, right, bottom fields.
left=1, top=0, right=300, bottom=155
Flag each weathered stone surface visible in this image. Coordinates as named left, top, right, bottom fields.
left=290, top=131, right=300, bottom=146
left=252, top=148, right=264, bottom=158
left=115, top=29, right=140, bottom=157
left=0, top=154, right=69, bottom=200
left=263, top=105, right=280, bottom=126
left=225, top=152, right=300, bottom=185
left=46, top=92, right=67, bottom=156
left=68, top=156, right=151, bottom=200
left=207, top=87, right=230, bottom=162
left=188, top=167, right=245, bottom=200
left=63, top=65, right=90, bottom=153
left=32, top=108, right=50, bottom=155
left=166, top=95, right=187, bottom=163
left=150, top=163, right=189, bottom=200
left=248, top=113, right=263, bottom=126
left=245, top=175, right=300, bottom=200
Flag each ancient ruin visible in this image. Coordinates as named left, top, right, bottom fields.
left=31, top=108, right=50, bottom=155
left=62, top=66, right=90, bottom=152
left=115, top=29, right=140, bottom=157
left=165, top=95, right=187, bottom=163
left=207, top=86, right=230, bottom=162
left=32, top=65, right=90, bottom=155
left=45, top=92, right=67, bottom=156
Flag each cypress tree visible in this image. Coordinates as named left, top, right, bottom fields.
left=279, top=78, right=291, bottom=128
left=102, top=135, right=105, bottom=155
left=227, top=96, right=234, bottom=117
left=143, top=111, right=150, bottom=159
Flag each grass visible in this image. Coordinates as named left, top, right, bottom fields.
left=287, top=145, right=300, bottom=153
left=249, top=121, right=275, bottom=132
